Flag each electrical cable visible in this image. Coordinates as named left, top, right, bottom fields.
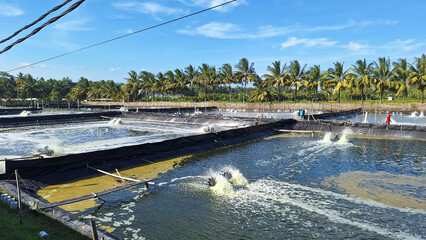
left=0, top=0, right=73, bottom=44
left=5, top=0, right=237, bottom=73
left=0, top=0, right=85, bottom=55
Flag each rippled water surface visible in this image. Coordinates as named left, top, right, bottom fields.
left=0, top=120, right=201, bottom=156
left=332, top=111, right=426, bottom=126
left=89, top=135, right=425, bottom=240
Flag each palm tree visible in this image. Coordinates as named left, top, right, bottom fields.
left=392, top=58, right=411, bottom=104
left=303, top=65, right=327, bottom=101
left=173, top=69, right=188, bottom=98
left=165, top=70, right=177, bottom=99
left=409, top=54, right=426, bottom=104
left=250, top=77, right=272, bottom=103
left=327, top=62, right=353, bottom=104
left=195, top=63, right=219, bottom=101
left=139, top=71, right=156, bottom=101
left=235, top=58, right=256, bottom=103
left=0, top=72, right=16, bottom=104
left=263, top=61, right=286, bottom=102
left=16, top=73, right=38, bottom=107
left=70, top=77, right=90, bottom=107
left=154, top=72, right=168, bottom=100
left=372, top=57, right=393, bottom=103
left=285, top=60, right=307, bottom=103
left=184, top=65, right=198, bottom=99
left=219, top=63, right=236, bottom=103
left=352, top=59, right=374, bottom=104
left=125, top=70, right=142, bottom=101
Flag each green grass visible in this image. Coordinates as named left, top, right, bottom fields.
left=0, top=197, right=89, bottom=240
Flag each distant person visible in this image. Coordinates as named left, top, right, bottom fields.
left=386, top=114, right=392, bottom=125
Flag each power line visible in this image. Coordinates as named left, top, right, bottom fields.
left=0, top=0, right=73, bottom=44
left=0, top=0, right=85, bottom=55
left=5, top=0, right=237, bottom=73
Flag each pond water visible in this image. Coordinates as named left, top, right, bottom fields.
left=0, top=119, right=201, bottom=157
left=331, top=111, right=426, bottom=126
left=85, top=134, right=425, bottom=240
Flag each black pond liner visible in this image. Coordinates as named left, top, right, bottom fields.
left=0, top=111, right=121, bottom=128
left=0, top=107, right=42, bottom=115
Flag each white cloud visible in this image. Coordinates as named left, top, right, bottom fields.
left=178, top=19, right=398, bottom=39
left=178, top=22, right=295, bottom=39
left=55, top=19, right=92, bottom=31
left=19, top=62, right=31, bottom=67
left=281, top=37, right=338, bottom=49
left=178, top=0, right=246, bottom=12
left=383, top=39, right=423, bottom=52
left=113, top=1, right=186, bottom=19
left=345, top=42, right=374, bottom=55
left=109, top=67, right=122, bottom=72
left=347, top=42, right=368, bottom=51
left=0, top=3, right=24, bottom=17
left=178, top=22, right=240, bottom=38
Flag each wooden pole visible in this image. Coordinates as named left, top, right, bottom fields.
left=90, top=219, right=99, bottom=240
left=15, top=169, right=23, bottom=225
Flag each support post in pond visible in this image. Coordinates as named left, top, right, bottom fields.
left=15, top=169, right=23, bottom=225
left=90, top=219, right=99, bottom=240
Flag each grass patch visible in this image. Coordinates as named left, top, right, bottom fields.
left=0, top=195, right=89, bottom=240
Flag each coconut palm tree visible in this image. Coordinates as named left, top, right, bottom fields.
left=372, top=57, right=393, bottom=103
left=392, top=58, right=411, bottom=104
left=262, top=61, right=286, bottom=102
left=155, top=72, right=168, bottom=100
left=352, top=59, right=374, bottom=104
left=139, top=71, right=156, bottom=101
left=184, top=65, right=198, bottom=99
left=0, top=72, right=16, bottom=104
left=125, top=70, right=142, bottom=101
left=409, top=54, right=426, bottom=104
left=327, top=62, right=353, bottom=104
left=285, top=60, right=307, bottom=103
left=250, top=77, right=272, bottom=103
left=219, top=63, right=237, bottom=103
left=235, top=58, right=256, bottom=103
left=303, top=65, right=327, bottom=101
left=174, top=69, right=188, bottom=97
left=16, top=73, right=39, bottom=107
left=70, top=77, right=90, bottom=107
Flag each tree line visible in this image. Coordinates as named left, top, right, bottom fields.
left=0, top=54, right=425, bottom=107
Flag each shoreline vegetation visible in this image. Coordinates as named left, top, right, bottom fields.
left=0, top=190, right=89, bottom=240
left=0, top=55, right=425, bottom=108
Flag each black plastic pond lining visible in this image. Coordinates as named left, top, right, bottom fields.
left=0, top=111, right=121, bottom=128
left=2, top=119, right=297, bottom=184
left=302, top=108, right=361, bottom=120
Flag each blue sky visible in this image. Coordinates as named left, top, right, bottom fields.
left=0, top=0, right=425, bottom=83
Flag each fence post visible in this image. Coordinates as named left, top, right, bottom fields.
left=90, top=219, right=99, bottom=240
left=15, top=169, right=23, bottom=225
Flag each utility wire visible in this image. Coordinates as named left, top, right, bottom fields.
left=0, top=0, right=73, bottom=44
left=0, top=0, right=85, bottom=55
left=5, top=0, right=237, bottom=73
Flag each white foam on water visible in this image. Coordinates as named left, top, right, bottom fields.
left=19, top=110, right=32, bottom=116
left=230, top=179, right=423, bottom=240
left=210, top=174, right=234, bottom=195
left=108, top=118, right=123, bottom=125
left=362, top=112, right=368, bottom=123
left=419, top=112, right=424, bottom=117
left=222, top=165, right=249, bottom=187
left=410, top=111, right=418, bottom=117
